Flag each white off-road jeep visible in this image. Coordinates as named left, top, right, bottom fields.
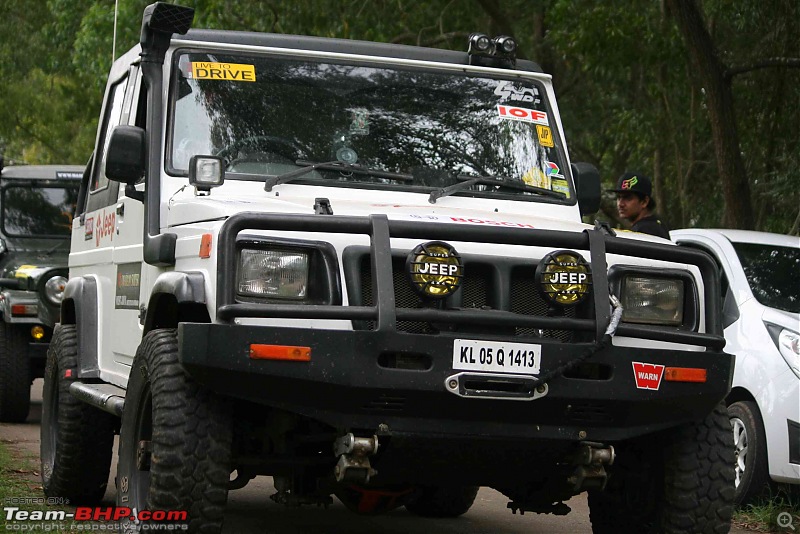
left=41, top=3, right=735, bottom=532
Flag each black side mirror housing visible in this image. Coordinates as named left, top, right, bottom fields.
left=106, top=125, right=145, bottom=185
left=571, top=162, right=601, bottom=216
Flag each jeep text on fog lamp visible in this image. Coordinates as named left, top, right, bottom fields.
left=535, top=250, right=592, bottom=305
left=406, top=241, right=463, bottom=299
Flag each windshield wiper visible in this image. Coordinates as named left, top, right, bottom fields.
left=264, top=160, right=413, bottom=191
left=428, top=174, right=567, bottom=203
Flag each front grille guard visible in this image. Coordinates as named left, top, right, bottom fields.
left=216, top=212, right=725, bottom=351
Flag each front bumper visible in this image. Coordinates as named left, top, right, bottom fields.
left=179, top=212, right=733, bottom=444
left=179, top=323, right=733, bottom=443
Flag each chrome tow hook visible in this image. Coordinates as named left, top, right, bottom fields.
left=333, top=433, right=379, bottom=484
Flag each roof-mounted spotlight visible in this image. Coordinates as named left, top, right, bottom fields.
left=468, top=33, right=494, bottom=55
left=494, top=36, right=517, bottom=56
left=468, top=33, right=517, bottom=69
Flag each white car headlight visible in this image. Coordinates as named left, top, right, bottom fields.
left=237, top=249, right=309, bottom=300
left=620, top=276, right=685, bottom=326
left=767, top=325, right=800, bottom=379
left=44, top=275, right=68, bottom=304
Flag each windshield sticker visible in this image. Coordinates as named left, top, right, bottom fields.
left=546, top=162, right=564, bottom=178
left=551, top=178, right=570, bottom=197
left=536, top=125, right=554, bottom=147
left=522, top=168, right=550, bottom=189
left=55, top=171, right=82, bottom=180
left=497, top=105, right=549, bottom=126
left=349, top=108, right=370, bottom=135
left=115, top=263, right=142, bottom=310
left=190, top=62, right=256, bottom=82
left=494, top=82, right=540, bottom=104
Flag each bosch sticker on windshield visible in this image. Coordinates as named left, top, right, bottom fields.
left=632, top=362, right=665, bottom=390
left=115, top=263, right=142, bottom=310
left=497, top=105, right=549, bottom=126
left=349, top=108, right=370, bottom=135
left=191, top=62, right=256, bottom=82
left=536, top=125, right=554, bottom=147
left=494, top=81, right=540, bottom=104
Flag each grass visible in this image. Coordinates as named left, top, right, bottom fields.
left=733, top=488, right=800, bottom=532
left=0, top=438, right=42, bottom=501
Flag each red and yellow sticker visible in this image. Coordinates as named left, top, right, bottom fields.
left=191, top=62, right=256, bottom=82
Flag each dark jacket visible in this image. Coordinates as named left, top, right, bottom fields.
left=632, top=214, right=670, bottom=239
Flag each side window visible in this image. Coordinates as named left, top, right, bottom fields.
left=86, top=77, right=128, bottom=212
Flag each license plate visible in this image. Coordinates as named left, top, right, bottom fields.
left=452, top=339, right=542, bottom=375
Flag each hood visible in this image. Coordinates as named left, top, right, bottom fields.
left=761, top=306, right=800, bottom=332
left=165, top=184, right=672, bottom=244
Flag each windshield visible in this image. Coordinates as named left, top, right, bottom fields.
left=1, top=185, right=78, bottom=238
left=733, top=242, right=800, bottom=313
left=169, top=51, right=573, bottom=203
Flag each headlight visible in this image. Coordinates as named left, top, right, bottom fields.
left=44, top=276, right=68, bottom=304
left=766, top=323, right=800, bottom=378
left=620, top=276, right=685, bottom=326
left=237, top=249, right=309, bottom=300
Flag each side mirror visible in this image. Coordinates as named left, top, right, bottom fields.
left=106, top=125, right=145, bottom=185
left=571, top=162, right=601, bottom=216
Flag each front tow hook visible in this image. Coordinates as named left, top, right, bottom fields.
left=333, top=433, right=379, bottom=484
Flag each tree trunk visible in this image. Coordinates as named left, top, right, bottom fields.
left=666, top=0, right=754, bottom=229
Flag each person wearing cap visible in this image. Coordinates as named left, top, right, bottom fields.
left=608, top=172, right=670, bottom=239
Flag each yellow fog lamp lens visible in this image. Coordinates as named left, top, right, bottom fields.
left=406, top=241, right=463, bottom=298
left=31, top=326, right=45, bottom=340
left=536, top=250, right=591, bottom=305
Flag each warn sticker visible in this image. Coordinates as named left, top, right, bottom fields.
left=632, top=362, right=665, bottom=390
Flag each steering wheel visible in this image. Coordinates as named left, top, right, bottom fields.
left=215, top=136, right=304, bottom=166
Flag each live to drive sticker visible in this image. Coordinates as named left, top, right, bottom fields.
left=191, top=62, right=256, bottom=82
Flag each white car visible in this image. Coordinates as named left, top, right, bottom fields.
left=673, top=229, right=800, bottom=504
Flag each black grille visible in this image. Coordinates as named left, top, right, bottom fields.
left=510, top=266, right=574, bottom=342
left=354, top=254, right=586, bottom=339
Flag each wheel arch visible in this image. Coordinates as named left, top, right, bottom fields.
left=143, top=272, right=210, bottom=333
left=61, top=276, right=99, bottom=378
left=726, top=386, right=757, bottom=406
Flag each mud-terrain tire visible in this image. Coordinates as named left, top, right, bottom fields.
left=40, top=324, right=116, bottom=503
left=729, top=401, right=772, bottom=505
left=117, top=329, right=232, bottom=533
left=588, top=402, right=735, bottom=534
left=0, top=322, right=32, bottom=422
left=405, top=485, right=479, bottom=518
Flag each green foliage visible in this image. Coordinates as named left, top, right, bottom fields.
left=0, top=0, right=796, bottom=232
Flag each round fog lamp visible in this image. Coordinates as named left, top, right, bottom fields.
left=536, top=250, right=591, bottom=305
left=406, top=241, right=463, bottom=299
left=31, top=326, right=45, bottom=340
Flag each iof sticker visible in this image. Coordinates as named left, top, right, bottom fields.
left=191, top=62, right=256, bottom=82
left=536, top=125, right=554, bottom=147
left=632, top=361, right=665, bottom=390
left=497, top=105, right=549, bottom=126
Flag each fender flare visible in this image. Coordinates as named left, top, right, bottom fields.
left=143, top=271, right=209, bottom=333
left=61, top=276, right=100, bottom=378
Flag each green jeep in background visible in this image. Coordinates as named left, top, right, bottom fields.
left=0, top=163, right=82, bottom=422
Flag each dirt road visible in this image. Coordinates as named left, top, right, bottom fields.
left=1, top=380, right=754, bottom=533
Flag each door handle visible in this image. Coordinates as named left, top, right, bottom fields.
left=116, top=202, right=125, bottom=216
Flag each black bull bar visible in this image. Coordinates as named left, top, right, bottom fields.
left=215, top=212, right=725, bottom=351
